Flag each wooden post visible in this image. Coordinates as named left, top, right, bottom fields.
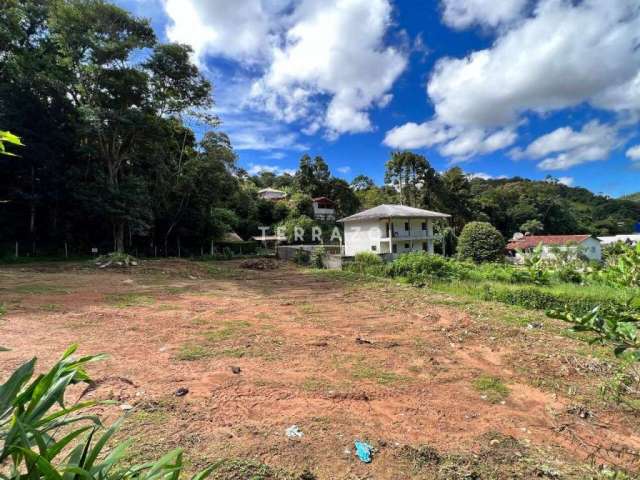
left=210, top=239, right=214, bottom=256
left=64, top=242, right=68, bottom=258
left=15, top=241, right=18, bottom=258
left=177, top=236, right=181, bottom=257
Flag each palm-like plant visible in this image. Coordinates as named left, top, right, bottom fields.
left=0, top=345, right=217, bottom=480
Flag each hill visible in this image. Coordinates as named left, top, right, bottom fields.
left=621, top=192, right=640, bottom=203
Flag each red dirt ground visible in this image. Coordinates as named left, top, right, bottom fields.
left=0, top=259, right=639, bottom=478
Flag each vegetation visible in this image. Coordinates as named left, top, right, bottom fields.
left=473, top=375, right=509, bottom=404
left=456, top=222, right=505, bottom=263
left=0, top=345, right=217, bottom=480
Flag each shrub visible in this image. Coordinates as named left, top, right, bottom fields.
left=386, top=252, right=470, bottom=284
left=457, top=222, right=505, bottom=263
left=468, top=263, right=530, bottom=284
left=293, top=248, right=310, bottom=265
left=310, top=246, right=326, bottom=269
left=344, top=251, right=385, bottom=275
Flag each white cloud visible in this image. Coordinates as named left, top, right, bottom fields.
left=428, top=0, right=640, bottom=128
left=441, top=0, right=528, bottom=30
left=162, top=0, right=407, bottom=138
left=557, top=176, right=574, bottom=186
left=336, top=166, right=351, bottom=174
left=513, top=120, right=621, bottom=170
left=383, top=120, right=516, bottom=160
left=250, top=0, right=407, bottom=136
left=627, top=144, right=640, bottom=167
left=247, top=164, right=296, bottom=176
left=466, top=172, right=508, bottom=180
left=386, top=0, right=640, bottom=164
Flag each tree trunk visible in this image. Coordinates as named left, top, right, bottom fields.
left=114, top=222, right=125, bottom=253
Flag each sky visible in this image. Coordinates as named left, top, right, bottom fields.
left=116, top=0, right=640, bottom=197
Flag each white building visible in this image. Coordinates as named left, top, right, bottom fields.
left=598, top=234, right=640, bottom=246
left=506, top=234, right=602, bottom=262
left=312, top=197, right=336, bottom=221
left=257, top=188, right=287, bottom=201
left=338, top=204, right=450, bottom=257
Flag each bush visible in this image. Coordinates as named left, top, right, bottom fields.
left=468, top=263, right=530, bottom=284
left=386, top=252, right=470, bottom=284
left=344, top=251, right=385, bottom=275
left=293, top=248, right=311, bottom=265
left=310, top=247, right=326, bottom=269
left=457, top=222, right=505, bottom=263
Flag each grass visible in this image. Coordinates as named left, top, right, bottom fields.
left=176, top=344, right=213, bottom=361
left=105, top=293, right=155, bottom=308
left=473, top=375, right=510, bottom=403
left=204, top=320, right=251, bottom=343
left=0, top=303, right=5, bottom=318
left=351, top=359, right=405, bottom=385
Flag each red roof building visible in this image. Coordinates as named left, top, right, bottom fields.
left=506, top=234, right=592, bottom=251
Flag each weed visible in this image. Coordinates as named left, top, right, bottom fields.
left=204, top=320, right=251, bottom=343
left=13, top=284, right=68, bottom=294
left=176, top=344, right=212, bottom=361
left=105, top=293, right=154, bottom=308
left=351, top=360, right=404, bottom=385
left=473, top=375, right=509, bottom=403
left=0, top=303, right=5, bottom=318
left=40, top=303, right=60, bottom=312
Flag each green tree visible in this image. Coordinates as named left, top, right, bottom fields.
left=457, top=221, right=505, bottom=263
left=351, top=174, right=375, bottom=191
left=520, top=219, right=544, bottom=234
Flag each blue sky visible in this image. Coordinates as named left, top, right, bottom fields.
left=117, top=0, right=640, bottom=197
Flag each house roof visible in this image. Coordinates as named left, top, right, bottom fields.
left=222, top=232, right=244, bottom=243
left=338, top=204, right=450, bottom=223
left=258, top=188, right=286, bottom=194
left=312, top=196, right=335, bottom=205
left=506, top=234, right=593, bottom=251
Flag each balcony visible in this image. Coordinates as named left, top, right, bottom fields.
left=381, top=231, right=431, bottom=240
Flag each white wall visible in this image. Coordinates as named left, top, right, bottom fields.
left=343, top=220, right=384, bottom=256
left=512, top=238, right=602, bottom=263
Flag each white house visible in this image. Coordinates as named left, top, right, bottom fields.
left=506, top=234, right=602, bottom=262
left=312, top=197, right=336, bottom=221
left=338, top=204, right=450, bottom=257
left=599, top=234, right=640, bottom=246
left=258, top=188, right=287, bottom=201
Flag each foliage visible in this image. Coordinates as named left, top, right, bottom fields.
left=0, top=131, right=23, bottom=157
left=0, top=344, right=217, bottom=480
left=289, top=193, right=315, bottom=218
left=473, top=375, right=509, bottom=403
left=386, top=252, right=471, bottom=284
left=95, top=252, right=138, bottom=268
left=279, top=215, right=319, bottom=244
left=519, top=219, right=544, bottom=234
left=548, top=303, right=640, bottom=359
left=310, top=247, right=326, bottom=269
left=457, top=222, right=505, bottom=263
left=519, top=243, right=552, bottom=285
left=344, top=251, right=385, bottom=275
left=594, top=243, right=640, bottom=288
left=293, top=249, right=310, bottom=266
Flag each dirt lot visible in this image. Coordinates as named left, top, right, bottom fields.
left=1, top=259, right=639, bottom=479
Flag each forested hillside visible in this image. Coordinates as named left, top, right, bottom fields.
left=1, top=1, right=638, bottom=259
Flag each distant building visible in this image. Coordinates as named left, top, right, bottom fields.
left=312, top=197, right=336, bottom=221
left=258, top=188, right=287, bottom=201
left=599, top=234, right=640, bottom=246
left=338, top=204, right=450, bottom=257
left=506, top=234, right=602, bottom=262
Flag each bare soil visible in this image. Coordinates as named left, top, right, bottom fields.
left=1, top=259, right=639, bottom=479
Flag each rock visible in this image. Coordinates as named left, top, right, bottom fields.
left=175, top=387, right=189, bottom=397
left=231, top=366, right=241, bottom=374
left=122, top=279, right=134, bottom=285
left=285, top=425, right=304, bottom=439
left=355, top=337, right=372, bottom=345
left=120, top=403, right=133, bottom=411
left=527, top=322, right=543, bottom=329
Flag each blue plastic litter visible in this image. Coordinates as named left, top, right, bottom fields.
left=354, top=441, right=373, bottom=463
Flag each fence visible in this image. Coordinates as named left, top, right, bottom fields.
left=276, top=244, right=343, bottom=261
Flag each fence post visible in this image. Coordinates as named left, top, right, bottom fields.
left=15, top=241, right=18, bottom=258
left=64, top=242, right=68, bottom=258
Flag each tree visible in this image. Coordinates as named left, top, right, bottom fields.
left=351, top=174, right=375, bottom=191
left=384, top=151, right=438, bottom=207
left=0, top=131, right=23, bottom=156
left=520, top=219, right=544, bottom=234
left=294, top=154, right=331, bottom=196
left=457, top=222, right=505, bottom=263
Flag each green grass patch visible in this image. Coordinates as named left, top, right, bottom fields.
left=473, top=375, right=509, bottom=403
left=351, top=360, right=405, bottom=386
left=105, top=293, right=154, bottom=308
left=175, top=344, right=213, bottom=361
left=204, top=320, right=251, bottom=343
left=0, top=303, right=5, bottom=318
left=40, top=303, right=60, bottom=312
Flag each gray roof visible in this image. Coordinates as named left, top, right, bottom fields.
left=338, top=204, right=450, bottom=223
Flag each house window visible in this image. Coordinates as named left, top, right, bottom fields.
left=371, top=245, right=377, bottom=252
left=423, top=242, right=428, bottom=251
left=404, top=222, right=410, bottom=231
left=421, top=222, right=427, bottom=231
left=404, top=243, right=409, bottom=249
left=392, top=244, right=397, bottom=253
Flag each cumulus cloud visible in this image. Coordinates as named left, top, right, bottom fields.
left=466, top=172, right=509, bottom=180
left=336, top=166, right=352, bottom=174
left=512, top=121, right=621, bottom=170
left=162, top=0, right=407, bottom=138
left=247, top=164, right=296, bottom=176
left=441, top=0, right=528, bottom=30
left=383, top=120, right=516, bottom=160
left=627, top=144, right=640, bottom=164
left=557, top=176, right=574, bottom=186
left=385, top=0, right=640, bottom=164
left=429, top=0, right=640, bottom=128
